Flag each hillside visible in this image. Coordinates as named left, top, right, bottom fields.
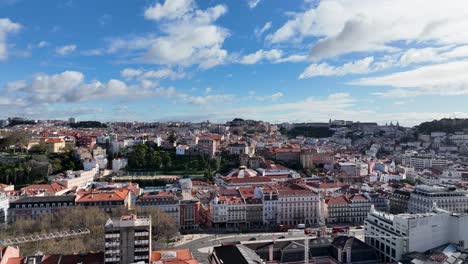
left=417, top=118, right=468, bottom=134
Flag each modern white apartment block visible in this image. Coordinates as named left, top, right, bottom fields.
left=402, top=154, right=449, bottom=170
left=408, top=184, right=468, bottom=213
left=52, top=167, right=98, bottom=189
left=365, top=206, right=468, bottom=262
left=104, top=214, right=152, bottom=264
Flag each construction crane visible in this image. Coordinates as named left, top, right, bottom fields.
left=0, top=228, right=91, bottom=246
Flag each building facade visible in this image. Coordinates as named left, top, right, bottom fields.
left=104, top=214, right=152, bottom=264
left=408, top=184, right=468, bottom=213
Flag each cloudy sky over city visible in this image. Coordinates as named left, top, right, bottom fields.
left=1, top=0, right=468, bottom=125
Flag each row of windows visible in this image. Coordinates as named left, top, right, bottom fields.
left=16, top=202, right=74, bottom=208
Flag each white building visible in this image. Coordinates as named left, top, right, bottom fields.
left=52, top=167, right=98, bottom=189
left=176, top=145, right=188, bottom=155
left=276, top=184, right=321, bottom=226
left=365, top=205, right=468, bottom=262
left=0, top=192, right=8, bottom=223
left=210, top=189, right=247, bottom=227
left=408, top=184, right=468, bottom=213
left=112, top=158, right=128, bottom=172
left=83, top=159, right=99, bottom=171
left=402, top=154, right=449, bottom=170
left=258, top=186, right=278, bottom=225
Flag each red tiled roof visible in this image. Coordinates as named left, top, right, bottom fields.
left=224, top=176, right=272, bottom=184
left=21, top=183, right=66, bottom=193
left=76, top=189, right=129, bottom=203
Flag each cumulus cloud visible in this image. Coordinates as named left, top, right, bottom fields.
left=240, top=49, right=282, bottom=64
left=351, top=60, right=468, bottom=97
left=0, top=18, right=22, bottom=61
left=55, top=44, right=76, bottom=56
left=138, top=0, right=229, bottom=69
left=3, top=70, right=182, bottom=105
left=299, top=57, right=374, bottom=79
left=144, top=0, right=194, bottom=20
left=267, top=0, right=468, bottom=59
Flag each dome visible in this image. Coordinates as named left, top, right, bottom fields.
left=225, top=166, right=258, bottom=178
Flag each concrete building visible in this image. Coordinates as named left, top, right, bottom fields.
left=300, top=151, right=334, bottom=171
left=389, top=189, right=411, bottom=214
left=104, top=214, right=152, bottom=264
left=325, top=194, right=371, bottom=224
left=276, top=183, right=321, bottom=226
left=112, top=158, right=128, bottom=172
left=408, top=184, right=468, bottom=213
left=365, top=205, right=468, bottom=262
left=8, top=195, right=76, bottom=222
left=197, top=138, right=217, bottom=157
left=51, top=167, right=98, bottom=189
left=402, top=154, right=449, bottom=170
left=136, top=191, right=180, bottom=228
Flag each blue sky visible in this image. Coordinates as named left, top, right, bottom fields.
left=1, top=0, right=468, bottom=125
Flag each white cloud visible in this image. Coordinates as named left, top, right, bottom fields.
left=254, top=92, right=284, bottom=102
left=205, top=87, right=213, bottom=93
left=247, top=0, right=261, bottom=9
left=267, top=0, right=468, bottom=60
left=240, top=49, right=282, bottom=64
left=140, top=0, right=229, bottom=69
left=55, top=44, right=76, bottom=56
left=185, top=94, right=233, bottom=105
left=164, top=92, right=367, bottom=123
left=37, top=41, right=48, bottom=48
left=144, top=0, right=193, bottom=21
left=3, top=70, right=182, bottom=104
left=299, top=57, right=374, bottom=79
left=254, top=21, right=271, bottom=37
left=352, top=60, right=468, bottom=97
left=275, top=54, right=308, bottom=63
left=120, top=67, right=185, bottom=80
left=0, top=18, right=22, bottom=61
left=121, top=68, right=143, bottom=80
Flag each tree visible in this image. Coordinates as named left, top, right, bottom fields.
left=135, top=207, right=178, bottom=249
left=161, top=152, right=172, bottom=171
left=128, top=144, right=148, bottom=169
left=147, top=151, right=162, bottom=169
left=167, top=133, right=177, bottom=144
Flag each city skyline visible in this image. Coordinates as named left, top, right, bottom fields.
left=1, top=0, right=468, bottom=125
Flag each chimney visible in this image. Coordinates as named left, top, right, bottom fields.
left=269, top=244, right=274, bottom=261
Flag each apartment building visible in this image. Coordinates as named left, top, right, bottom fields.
left=51, top=167, right=98, bottom=189
left=104, top=214, right=152, bottom=264
left=8, top=195, right=76, bottom=222
left=408, top=184, right=468, bottom=213
left=325, top=194, right=371, bottom=224
left=136, top=191, right=180, bottom=227
left=389, top=189, right=411, bottom=214
left=210, top=189, right=246, bottom=228
left=76, top=189, right=131, bottom=213
left=276, top=182, right=321, bottom=226
left=402, top=154, right=449, bottom=170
